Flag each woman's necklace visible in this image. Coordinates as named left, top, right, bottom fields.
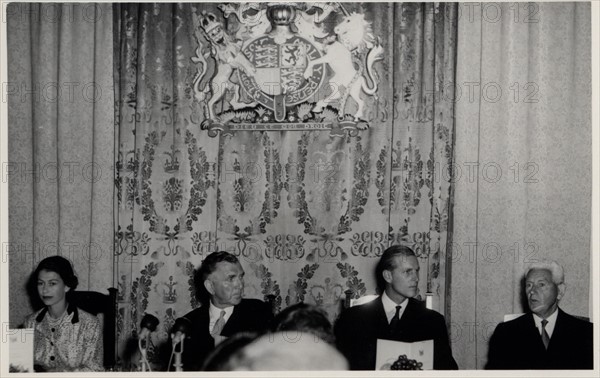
left=46, top=307, right=67, bottom=327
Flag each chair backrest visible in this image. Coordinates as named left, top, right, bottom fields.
left=350, top=295, right=379, bottom=307
left=343, top=289, right=379, bottom=309
left=70, top=288, right=117, bottom=370
left=503, top=313, right=525, bottom=322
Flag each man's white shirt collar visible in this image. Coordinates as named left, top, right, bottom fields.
left=381, top=291, right=409, bottom=323
left=208, top=301, right=234, bottom=331
left=532, top=308, right=559, bottom=338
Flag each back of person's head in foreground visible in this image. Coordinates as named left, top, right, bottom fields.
left=272, top=302, right=335, bottom=344
left=226, top=331, right=348, bottom=370
left=202, top=332, right=259, bottom=371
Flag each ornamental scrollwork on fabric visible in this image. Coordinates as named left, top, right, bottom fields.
left=264, top=234, right=306, bottom=262
left=129, top=262, right=162, bottom=336
left=336, top=262, right=366, bottom=299
left=350, top=231, right=387, bottom=258
left=375, top=146, right=389, bottom=213
left=134, top=130, right=215, bottom=256
left=388, top=228, right=433, bottom=260
left=285, top=133, right=312, bottom=234
left=307, top=232, right=347, bottom=262
left=285, top=263, right=319, bottom=306
left=115, top=225, right=151, bottom=257
left=337, top=139, right=371, bottom=235
left=286, top=134, right=371, bottom=246
left=162, top=177, right=184, bottom=212
left=184, top=130, right=216, bottom=231
left=116, top=149, right=141, bottom=210
left=308, top=278, right=344, bottom=320
left=163, top=308, right=177, bottom=339
left=261, top=135, right=284, bottom=224
left=139, top=131, right=163, bottom=233
left=396, top=137, right=424, bottom=215
left=190, top=231, right=218, bottom=256
left=179, top=261, right=200, bottom=309
left=217, top=132, right=283, bottom=257
left=425, top=148, right=435, bottom=206
left=309, top=278, right=343, bottom=308
left=249, top=263, right=282, bottom=313
left=157, top=275, right=178, bottom=304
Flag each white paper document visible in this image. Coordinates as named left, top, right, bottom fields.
left=8, top=328, right=34, bottom=373
left=376, top=338, right=434, bottom=370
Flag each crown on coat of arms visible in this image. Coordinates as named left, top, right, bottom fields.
left=199, top=11, right=221, bottom=33
left=267, top=3, right=297, bottom=26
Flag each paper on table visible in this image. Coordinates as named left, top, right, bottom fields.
left=375, top=338, right=433, bottom=370
left=8, top=328, right=34, bottom=373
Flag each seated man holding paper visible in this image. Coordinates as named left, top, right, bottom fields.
left=171, top=252, right=273, bottom=371
left=334, top=245, right=458, bottom=370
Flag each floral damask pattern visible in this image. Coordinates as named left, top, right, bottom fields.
left=113, top=3, right=457, bottom=368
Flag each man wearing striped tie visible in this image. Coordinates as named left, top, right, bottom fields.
left=172, top=251, right=273, bottom=371
left=486, top=259, right=593, bottom=369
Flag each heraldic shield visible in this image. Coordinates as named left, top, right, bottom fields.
left=191, top=2, right=384, bottom=138
left=239, top=35, right=325, bottom=121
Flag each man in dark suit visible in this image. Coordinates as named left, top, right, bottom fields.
left=170, top=251, right=273, bottom=371
left=486, top=259, right=593, bottom=369
left=335, top=245, right=458, bottom=370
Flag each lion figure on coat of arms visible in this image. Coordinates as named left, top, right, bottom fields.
left=191, top=11, right=257, bottom=120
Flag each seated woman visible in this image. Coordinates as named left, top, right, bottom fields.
left=24, top=256, right=103, bottom=372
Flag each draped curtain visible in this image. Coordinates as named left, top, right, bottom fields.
left=450, top=2, right=591, bottom=369
left=7, top=3, right=115, bottom=327
left=115, top=2, right=455, bottom=368
left=6, top=0, right=457, bottom=369
left=7, top=3, right=593, bottom=372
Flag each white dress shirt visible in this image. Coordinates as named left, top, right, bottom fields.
left=381, top=291, right=409, bottom=323
left=532, top=308, right=558, bottom=338
left=208, top=301, right=234, bottom=333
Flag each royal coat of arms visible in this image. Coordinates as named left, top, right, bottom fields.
left=191, top=2, right=384, bottom=137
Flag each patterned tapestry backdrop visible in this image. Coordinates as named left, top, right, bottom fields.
left=113, top=2, right=457, bottom=367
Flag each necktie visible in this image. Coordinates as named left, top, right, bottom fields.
left=211, top=310, right=226, bottom=338
left=541, top=319, right=550, bottom=349
left=389, top=305, right=402, bottom=334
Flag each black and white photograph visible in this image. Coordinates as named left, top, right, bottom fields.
left=1, top=1, right=598, bottom=374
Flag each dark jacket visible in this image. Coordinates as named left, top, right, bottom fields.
left=334, top=297, right=458, bottom=370
left=486, top=308, right=593, bottom=369
left=176, top=298, right=273, bottom=371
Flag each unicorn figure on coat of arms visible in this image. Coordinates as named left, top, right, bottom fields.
left=303, top=9, right=384, bottom=121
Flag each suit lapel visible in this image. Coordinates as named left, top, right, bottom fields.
left=221, top=302, right=241, bottom=336
left=523, top=313, right=548, bottom=356
left=372, top=298, right=390, bottom=338
left=393, top=299, right=416, bottom=338
left=197, top=304, right=211, bottom=337
left=375, top=297, right=416, bottom=339
left=545, top=308, right=566, bottom=354
left=392, top=298, right=422, bottom=339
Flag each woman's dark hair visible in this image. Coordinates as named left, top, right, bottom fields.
left=193, top=251, right=240, bottom=303
left=272, top=303, right=335, bottom=344
left=34, top=255, right=79, bottom=290
left=375, top=245, right=416, bottom=293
